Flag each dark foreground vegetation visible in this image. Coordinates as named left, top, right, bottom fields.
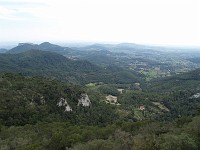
left=0, top=73, right=200, bottom=150
left=1, top=43, right=200, bottom=149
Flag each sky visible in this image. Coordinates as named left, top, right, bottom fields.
left=0, top=0, right=199, bottom=46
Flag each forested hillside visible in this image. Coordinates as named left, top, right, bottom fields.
left=1, top=0, right=200, bottom=147
left=0, top=73, right=117, bottom=126
left=0, top=50, right=141, bottom=84
left=147, top=68, right=200, bottom=92
left=1, top=42, right=200, bottom=150
left=1, top=73, right=200, bottom=150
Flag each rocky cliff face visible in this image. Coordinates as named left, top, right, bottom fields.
left=57, top=98, right=72, bottom=111
left=57, top=93, right=91, bottom=112
left=77, top=93, right=91, bottom=107
left=190, top=93, right=200, bottom=99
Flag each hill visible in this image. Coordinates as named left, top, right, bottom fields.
left=1, top=74, right=200, bottom=150
left=146, top=68, right=200, bottom=92
left=0, top=50, right=142, bottom=84
left=7, top=42, right=73, bottom=55
left=0, top=73, right=117, bottom=126
left=0, top=48, right=8, bottom=53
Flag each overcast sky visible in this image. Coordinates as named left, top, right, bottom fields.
left=0, top=0, right=199, bottom=46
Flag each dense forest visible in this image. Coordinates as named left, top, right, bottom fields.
left=1, top=73, right=200, bottom=150
left=0, top=50, right=141, bottom=84
left=1, top=42, right=200, bottom=150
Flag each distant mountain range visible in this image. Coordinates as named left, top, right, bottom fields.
left=75, top=43, right=163, bottom=54
left=7, top=42, right=73, bottom=55
left=2, top=42, right=200, bottom=55
left=6, top=42, right=160, bottom=55
left=0, top=48, right=8, bottom=53
left=4, top=41, right=200, bottom=86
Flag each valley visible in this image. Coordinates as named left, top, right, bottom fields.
left=0, top=42, right=200, bottom=150
left=1, top=0, right=199, bottom=149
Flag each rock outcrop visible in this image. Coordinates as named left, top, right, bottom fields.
left=106, top=95, right=121, bottom=105
left=190, top=93, right=200, bottom=99
left=57, top=98, right=72, bottom=111
left=77, top=93, right=91, bottom=107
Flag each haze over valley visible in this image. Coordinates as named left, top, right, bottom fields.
left=0, top=0, right=200, bottom=149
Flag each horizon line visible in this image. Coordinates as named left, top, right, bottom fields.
left=0, top=40, right=200, bottom=49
